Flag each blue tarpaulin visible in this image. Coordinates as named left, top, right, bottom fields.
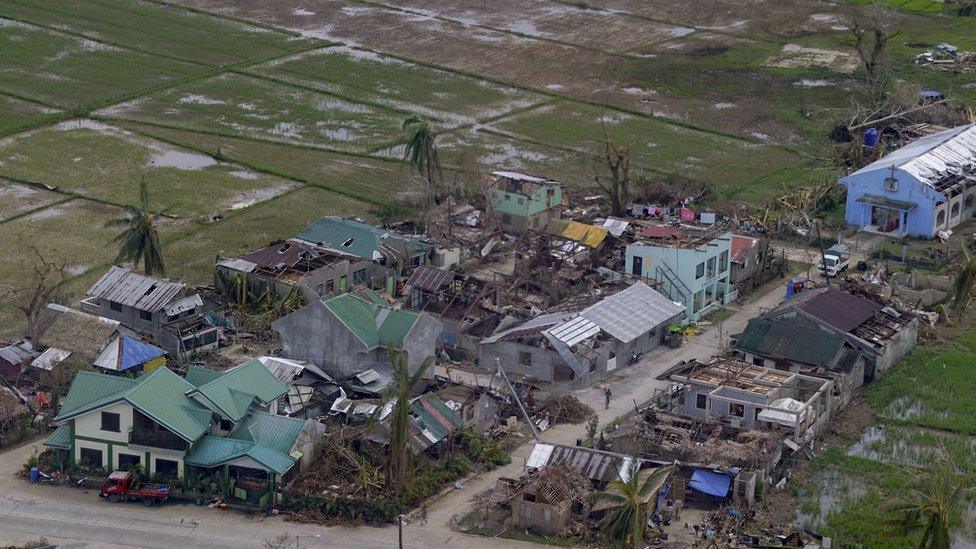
left=689, top=469, right=733, bottom=498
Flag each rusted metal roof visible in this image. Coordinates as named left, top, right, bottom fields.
left=87, top=266, right=185, bottom=312
left=640, top=225, right=684, bottom=240
left=403, top=265, right=455, bottom=293
left=730, top=235, right=759, bottom=263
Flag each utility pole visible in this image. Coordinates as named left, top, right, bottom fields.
left=496, top=357, right=540, bottom=441
left=397, top=514, right=404, bottom=549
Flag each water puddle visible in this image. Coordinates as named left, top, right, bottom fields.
left=149, top=149, right=217, bottom=171
left=506, top=20, right=542, bottom=37
left=293, top=8, right=315, bottom=16
left=714, top=102, right=734, bottom=109
left=795, top=469, right=866, bottom=530
left=67, top=264, right=89, bottom=276
left=54, top=119, right=116, bottom=133
left=178, top=94, right=225, bottom=106
left=668, top=27, right=695, bottom=38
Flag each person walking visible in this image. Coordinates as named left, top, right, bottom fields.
left=604, top=387, right=612, bottom=410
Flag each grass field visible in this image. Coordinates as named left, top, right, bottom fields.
left=0, top=0, right=971, bottom=336
left=795, top=330, right=976, bottom=547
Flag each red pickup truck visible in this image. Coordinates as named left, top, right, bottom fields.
left=100, top=470, right=172, bottom=506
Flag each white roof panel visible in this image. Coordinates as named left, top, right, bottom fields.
left=581, top=282, right=685, bottom=343
left=849, top=124, right=976, bottom=188
left=546, top=316, right=600, bottom=346
left=526, top=443, right=555, bottom=469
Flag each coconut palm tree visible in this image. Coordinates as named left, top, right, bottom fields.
left=369, top=349, right=434, bottom=492
left=588, top=460, right=674, bottom=548
left=400, top=115, right=440, bottom=197
left=891, top=454, right=967, bottom=549
left=105, top=180, right=166, bottom=276
left=950, top=243, right=976, bottom=320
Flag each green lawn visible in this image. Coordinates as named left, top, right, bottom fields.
left=255, top=47, right=547, bottom=126
left=104, top=73, right=407, bottom=153
left=0, top=122, right=297, bottom=219
left=0, top=180, right=66, bottom=221
left=114, top=121, right=420, bottom=206
left=0, top=0, right=313, bottom=66
left=0, top=17, right=208, bottom=108
left=490, top=101, right=823, bottom=203
left=0, top=94, right=62, bottom=135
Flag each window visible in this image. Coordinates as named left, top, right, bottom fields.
left=695, top=394, right=707, bottom=410
left=101, top=411, right=120, bottom=432
left=219, top=419, right=233, bottom=431
left=139, top=310, right=152, bottom=321
left=110, top=301, right=122, bottom=312
left=409, top=255, right=422, bottom=268
left=80, top=448, right=103, bottom=468
left=502, top=214, right=512, bottom=225
left=952, top=201, right=961, bottom=219
left=719, top=250, right=729, bottom=273
left=517, top=197, right=524, bottom=205
left=339, top=275, right=348, bottom=292
left=504, top=194, right=511, bottom=201
left=706, top=257, right=716, bottom=278
left=352, top=269, right=367, bottom=285
left=884, top=177, right=897, bottom=192
left=693, top=290, right=703, bottom=313
left=752, top=356, right=764, bottom=366
left=631, top=255, right=643, bottom=276
left=518, top=351, right=532, bottom=366
left=155, top=458, right=179, bottom=478
left=730, top=403, right=745, bottom=417
left=322, top=280, right=334, bottom=295
left=696, top=262, right=705, bottom=279
left=966, top=193, right=975, bottom=210
left=937, top=209, right=946, bottom=226
left=118, top=453, right=141, bottom=470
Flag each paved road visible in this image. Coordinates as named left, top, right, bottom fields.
left=0, top=276, right=793, bottom=548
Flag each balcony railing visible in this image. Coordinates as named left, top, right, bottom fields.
left=129, top=428, right=186, bottom=451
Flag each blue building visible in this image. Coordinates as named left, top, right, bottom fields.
left=841, top=124, right=976, bottom=239
left=625, top=226, right=733, bottom=322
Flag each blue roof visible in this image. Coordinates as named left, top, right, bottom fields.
left=119, top=336, right=166, bottom=371
left=689, top=469, right=732, bottom=498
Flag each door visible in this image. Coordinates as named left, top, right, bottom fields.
left=631, top=255, right=643, bottom=276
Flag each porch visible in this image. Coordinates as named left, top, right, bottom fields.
left=855, top=194, right=915, bottom=238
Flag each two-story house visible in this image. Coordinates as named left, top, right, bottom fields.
left=45, top=360, right=306, bottom=505
left=625, top=226, right=734, bottom=322
left=82, top=266, right=219, bottom=359
left=488, top=171, right=563, bottom=233
left=841, top=124, right=976, bottom=239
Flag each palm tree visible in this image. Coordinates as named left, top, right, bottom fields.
left=588, top=460, right=674, bottom=548
left=369, top=349, right=434, bottom=492
left=105, top=180, right=166, bottom=276
left=400, top=115, right=440, bottom=197
left=890, top=454, right=967, bottom=549
left=950, top=243, right=976, bottom=320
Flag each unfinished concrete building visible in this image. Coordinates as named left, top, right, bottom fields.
left=488, top=171, right=563, bottom=233
left=215, top=239, right=394, bottom=302
left=658, top=357, right=834, bottom=443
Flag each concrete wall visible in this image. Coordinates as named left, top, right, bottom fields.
left=400, top=314, right=444, bottom=373
left=480, top=339, right=561, bottom=382
left=75, top=402, right=132, bottom=444
left=872, top=317, right=919, bottom=379
left=841, top=168, right=963, bottom=238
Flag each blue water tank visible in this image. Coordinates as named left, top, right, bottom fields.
left=864, top=128, right=879, bottom=148
left=29, top=467, right=40, bottom=483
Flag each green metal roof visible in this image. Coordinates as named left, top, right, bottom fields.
left=735, top=317, right=845, bottom=367
left=189, top=359, right=288, bottom=422
left=411, top=394, right=463, bottom=443
left=57, top=372, right=139, bottom=419
left=44, top=425, right=71, bottom=449
left=324, top=290, right=420, bottom=349
left=184, top=435, right=296, bottom=475
left=232, top=410, right=305, bottom=455
left=297, top=217, right=430, bottom=262
left=185, top=364, right=223, bottom=387
left=55, top=368, right=213, bottom=442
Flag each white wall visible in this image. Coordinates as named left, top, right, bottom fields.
left=75, top=402, right=133, bottom=443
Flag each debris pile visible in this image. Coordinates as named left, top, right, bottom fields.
left=538, top=394, right=595, bottom=425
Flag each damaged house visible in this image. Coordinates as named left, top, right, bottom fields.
left=81, top=266, right=218, bottom=359
left=295, top=217, right=437, bottom=272
left=658, top=357, right=835, bottom=443
left=31, top=304, right=125, bottom=374
left=272, top=288, right=443, bottom=379
left=749, top=288, right=918, bottom=383
left=366, top=392, right=464, bottom=456
left=841, top=123, right=976, bottom=239
left=625, top=226, right=734, bottom=322
left=402, top=266, right=501, bottom=354
left=488, top=171, right=563, bottom=233
left=479, top=282, right=684, bottom=387
left=215, top=239, right=394, bottom=302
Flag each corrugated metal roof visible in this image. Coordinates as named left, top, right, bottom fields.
left=602, top=217, right=629, bottom=237
left=526, top=443, right=632, bottom=483
left=849, top=124, right=976, bottom=188
left=44, top=425, right=71, bottom=449
left=56, top=371, right=137, bottom=418
left=164, top=295, right=202, bottom=317
left=232, top=410, right=305, bottom=455
left=324, top=290, right=420, bottom=349
left=581, top=282, right=685, bottom=343
left=480, top=312, right=577, bottom=344
left=184, top=435, right=296, bottom=475
left=31, top=347, right=71, bottom=371
left=87, top=266, right=186, bottom=312
left=403, top=266, right=455, bottom=293
left=185, top=364, right=223, bottom=387
left=734, top=317, right=844, bottom=367
left=297, top=217, right=430, bottom=262
left=491, top=171, right=556, bottom=184
left=546, top=316, right=600, bottom=346
left=216, top=258, right=258, bottom=273
left=798, top=289, right=882, bottom=333
left=731, top=235, right=759, bottom=263
left=191, top=359, right=288, bottom=422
